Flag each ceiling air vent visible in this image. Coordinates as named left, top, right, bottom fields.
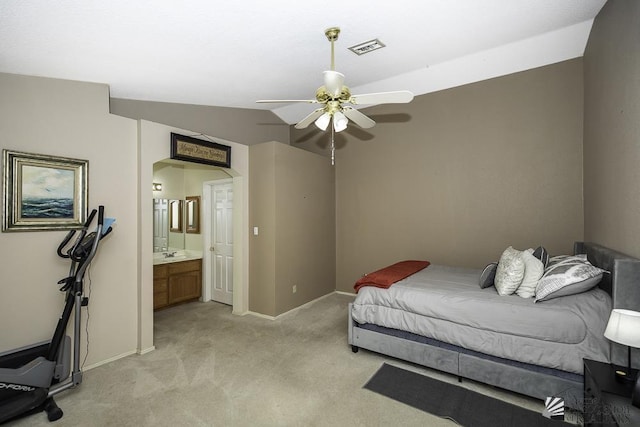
left=348, top=38, right=386, bottom=56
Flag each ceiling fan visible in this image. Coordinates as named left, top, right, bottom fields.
left=257, top=27, right=414, bottom=158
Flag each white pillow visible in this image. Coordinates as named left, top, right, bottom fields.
left=516, top=250, right=544, bottom=298
left=494, top=246, right=525, bottom=296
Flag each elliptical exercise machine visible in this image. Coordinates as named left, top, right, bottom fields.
left=0, top=206, right=113, bottom=424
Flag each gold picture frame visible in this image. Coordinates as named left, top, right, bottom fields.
left=2, top=149, right=88, bottom=231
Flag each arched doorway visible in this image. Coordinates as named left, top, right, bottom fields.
left=138, top=120, right=249, bottom=354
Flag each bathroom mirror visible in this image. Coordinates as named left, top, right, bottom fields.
left=169, top=199, right=183, bottom=232
left=153, top=198, right=186, bottom=252
left=185, top=196, right=200, bottom=234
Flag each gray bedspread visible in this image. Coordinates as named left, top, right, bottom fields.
left=352, top=264, right=612, bottom=374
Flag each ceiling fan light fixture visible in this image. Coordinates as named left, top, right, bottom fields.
left=257, top=27, right=412, bottom=165
left=333, top=111, right=348, bottom=132
left=315, top=112, right=331, bottom=131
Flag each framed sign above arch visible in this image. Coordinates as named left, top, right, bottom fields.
left=170, top=133, right=231, bottom=168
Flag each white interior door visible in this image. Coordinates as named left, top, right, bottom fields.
left=210, top=182, right=233, bottom=305
left=153, top=198, right=168, bottom=252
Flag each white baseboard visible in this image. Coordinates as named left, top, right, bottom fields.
left=83, top=349, right=137, bottom=371
left=335, top=290, right=356, bottom=297
left=248, top=291, right=338, bottom=321
left=247, top=311, right=277, bottom=320
left=137, top=345, right=155, bottom=355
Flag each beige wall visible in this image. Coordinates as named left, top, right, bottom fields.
left=293, top=59, right=585, bottom=292
left=583, top=0, right=640, bottom=259
left=111, top=98, right=290, bottom=146
left=0, top=73, right=139, bottom=366
left=249, top=141, right=335, bottom=316
left=274, top=143, right=336, bottom=314
left=153, top=162, right=187, bottom=200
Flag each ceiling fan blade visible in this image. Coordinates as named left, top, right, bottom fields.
left=342, top=107, right=376, bottom=129
left=323, top=70, right=344, bottom=97
left=349, top=90, right=414, bottom=105
left=294, top=108, right=326, bottom=129
left=256, top=99, right=317, bottom=103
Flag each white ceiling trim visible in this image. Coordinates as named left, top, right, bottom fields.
left=274, top=20, right=594, bottom=125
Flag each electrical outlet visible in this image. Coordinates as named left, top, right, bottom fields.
left=292, top=285, right=297, bottom=293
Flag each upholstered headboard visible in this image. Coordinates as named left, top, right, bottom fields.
left=574, top=241, right=640, bottom=367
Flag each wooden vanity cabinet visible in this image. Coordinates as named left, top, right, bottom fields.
left=153, top=259, right=202, bottom=310
left=153, top=264, right=169, bottom=309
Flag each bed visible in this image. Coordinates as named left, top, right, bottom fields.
left=348, top=242, right=640, bottom=409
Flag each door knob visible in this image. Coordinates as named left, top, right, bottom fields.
left=210, top=246, right=215, bottom=251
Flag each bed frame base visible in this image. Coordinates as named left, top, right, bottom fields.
left=348, top=303, right=583, bottom=409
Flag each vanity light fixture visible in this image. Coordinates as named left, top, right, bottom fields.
left=152, top=183, right=163, bottom=191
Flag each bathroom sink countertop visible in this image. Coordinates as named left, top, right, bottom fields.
left=153, top=251, right=203, bottom=265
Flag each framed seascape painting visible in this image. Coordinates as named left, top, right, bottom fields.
left=2, top=150, right=88, bottom=232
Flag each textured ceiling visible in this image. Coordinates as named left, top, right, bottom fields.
left=0, top=1, right=607, bottom=124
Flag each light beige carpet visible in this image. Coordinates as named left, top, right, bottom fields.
left=10, top=293, right=569, bottom=426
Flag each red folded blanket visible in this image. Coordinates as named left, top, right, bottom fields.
left=354, top=260, right=430, bottom=293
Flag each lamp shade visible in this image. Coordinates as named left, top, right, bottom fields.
left=604, top=309, right=640, bottom=348
left=333, top=111, right=348, bottom=132
left=315, top=112, right=331, bottom=131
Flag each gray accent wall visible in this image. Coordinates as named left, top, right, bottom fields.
left=249, top=141, right=336, bottom=316
left=583, top=0, right=640, bottom=260
left=293, top=59, right=585, bottom=292
left=110, top=98, right=290, bottom=146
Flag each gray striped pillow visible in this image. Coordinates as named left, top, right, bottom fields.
left=535, top=254, right=605, bottom=302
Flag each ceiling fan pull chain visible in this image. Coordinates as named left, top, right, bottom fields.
left=331, top=122, right=336, bottom=166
